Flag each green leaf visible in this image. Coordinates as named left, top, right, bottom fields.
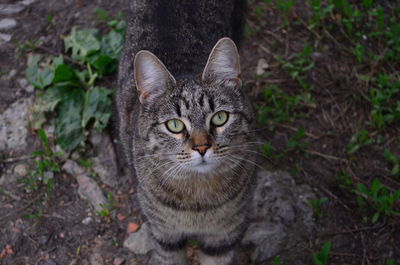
left=64, top=27, right=101, bottom=62
left=53, top=64, right=80, bottom=85
left=88, top=53, right=117, bottom=76
left=55, top=88, right=85, bottom=152
left=26, top=54, right=54, bottom=89
left=101, top=30, right=124, bottom=59
left=82, top=86, right=112, bottom=131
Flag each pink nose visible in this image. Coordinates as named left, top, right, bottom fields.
left=192, top=143, right=211, bottom=156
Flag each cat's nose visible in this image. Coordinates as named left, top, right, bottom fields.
left=190, top=131, right=212, bottom=156
left=192, top=143, right=211, bottom=156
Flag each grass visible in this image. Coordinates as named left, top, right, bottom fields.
left=249, top=0, right=400, bottom=263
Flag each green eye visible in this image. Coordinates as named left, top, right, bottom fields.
left=166, top=119, right=185, bottom=133
left=211, top=111, right=229, bottom=127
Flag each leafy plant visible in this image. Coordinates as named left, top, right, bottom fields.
left=28, top=14, right=125, bottom=153
left=21, top=130, right=62, bottom=195
left=346, top=129, right=373, bottom=154
left=98, top=193, right=117, bottom=218
left=310, top=197, right=328, bottom=217
left=384, top=149, right=400, bottom=177
left=255, top=84, right=314, bottom=127
left=354, top=179, right=400, bottom=223
left=312, top=241, right=332, bottom=265
left=274, top=256, right=283, bottom=265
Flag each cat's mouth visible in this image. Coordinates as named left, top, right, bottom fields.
left=190, top=157, right=218, bottom=173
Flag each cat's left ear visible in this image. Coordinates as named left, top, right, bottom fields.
left=202, top=37, right=241, bottom=87
left=134, top=50, right=176, bottom=104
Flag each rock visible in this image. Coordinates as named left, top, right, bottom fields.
left=256, top=58, right=269, bottom=76
left=124, top=223, right=153, bottom=255
left=62, top=160, right=86, bottom=176
left=0, top=97, right=33, bottom=152
left=13, top=164, right=27, bottom=177
left=0, top=33, right=12, bottom=43
left=90, top=131, right=119, bottom=187
left=17, top=78, right=28, bottom=88
left=241, top=170, right=316, bottom=263
left=0, top=4, right=25, bottom=15
left=90, top=252, right=104, bottom=265
left=0, top=19, right=17, bottom=31
left=62, top=160, right=108, bottom=212
left=25, top=85, right=34, bottom=93
left=76, top=174, right=108, bottom=213
left=8, top=70, right=17, bottom=80
left=82, top=216, right=93, bottom=225
left=113, top=257, right=125, bottom=265
left=20, top=0, right=36, bottom=5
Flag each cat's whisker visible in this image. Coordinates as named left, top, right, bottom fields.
left=226, top=154, right=266, bottom=171
left=140, top=160, right=176, bottom=180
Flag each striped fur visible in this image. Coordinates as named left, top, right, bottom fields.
left=116, top=1, right=255, bottom=264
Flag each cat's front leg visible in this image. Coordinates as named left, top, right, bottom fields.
left=147, top=225, right=188, bottom=265
left=198, top=233, right=241, bottom=265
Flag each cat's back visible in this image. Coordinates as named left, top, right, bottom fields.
left=124, top=0, right=245, bottom=77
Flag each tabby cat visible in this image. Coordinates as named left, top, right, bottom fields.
left=116, top=1, right=256, bottom=264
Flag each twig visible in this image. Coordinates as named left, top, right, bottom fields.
left=1, top=155, right=34, bottom=163
left=319, top=185, right=351, bottom=211
left=277, top=124, right=320, bottom=139
left=0, top=191, right=44, bottom=224
left=304, top=149, right=348, bottom=162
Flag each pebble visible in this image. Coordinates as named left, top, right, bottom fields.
left=13, top=164, right=27, bottom=177
left=8, top=69, right=17, bottom=79
left=82, top=216, right=93, bottom=225
left=0, top=33, right=12, bottom=43
left=124, top=223, right=153, bottom=255
left=17, top=78, right=28, bottom=88
left=0, top=4, right=25, bottom=15
left=0, top=19, right=17, bottom=31
left=0, top=97, right=33, bottom=152
left=89, top=253, right=104, bottom=265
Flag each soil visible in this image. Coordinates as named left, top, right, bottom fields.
left=0, top=0, right=399, bottom=265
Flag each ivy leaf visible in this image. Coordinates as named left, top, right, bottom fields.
left=88, top=53, right=117, bottom=76
left=55, top=88, right=85, bottom=152
left=26, top=54, right=54, bottom=89
left=101, top=30, right=124, bottom=59
left=82, top=86, right=112, bottom=131
left=53, top=64, right=80, bottom=86
left=64, top=27, right=101, bottom=62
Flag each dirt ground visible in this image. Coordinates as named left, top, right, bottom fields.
left=0, top=0, right=399, bottom=265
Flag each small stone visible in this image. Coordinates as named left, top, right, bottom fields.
left=25, top=85, right=34, bottom=93
left=17, top=78, right=28, bottom=88
left=20, top=0, right=36, bottom=5
left=127, top=222, right=140, bottom=233
left=124, top=223, right=153, bottom=255
left=82, top=216, right=93, bottom=225
left=62, top=160, right=86, bottom=176
left=0, top=4, right=25, bottom=15
left=0, top=97, right=33, bottom=152
left=90, top=253, right=104, bottom=265
left=14, top=164, right=27, bottom=177
left=0, top=19, right=17, bottom=31
left=0, top=33, right=12, bottom=43
left=90, top=131, right=119, bottom=187
left=113, top=257, right=125, bottom=265
left=8, top=69, right=17, bottom=79
left=256, top=58, right=269, bottom=76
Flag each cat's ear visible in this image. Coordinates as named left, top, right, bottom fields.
left=202, top=37, right=241, bottom=87
left=134, top=51, right=176, bottom=104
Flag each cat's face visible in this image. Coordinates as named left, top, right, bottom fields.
left=134, top=38, right=253, bottom=176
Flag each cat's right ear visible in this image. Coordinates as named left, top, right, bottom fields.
left=134, top=51, right=176, bottom=104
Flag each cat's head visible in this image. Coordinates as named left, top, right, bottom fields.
left=134, top=38, right=253, bottom=176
